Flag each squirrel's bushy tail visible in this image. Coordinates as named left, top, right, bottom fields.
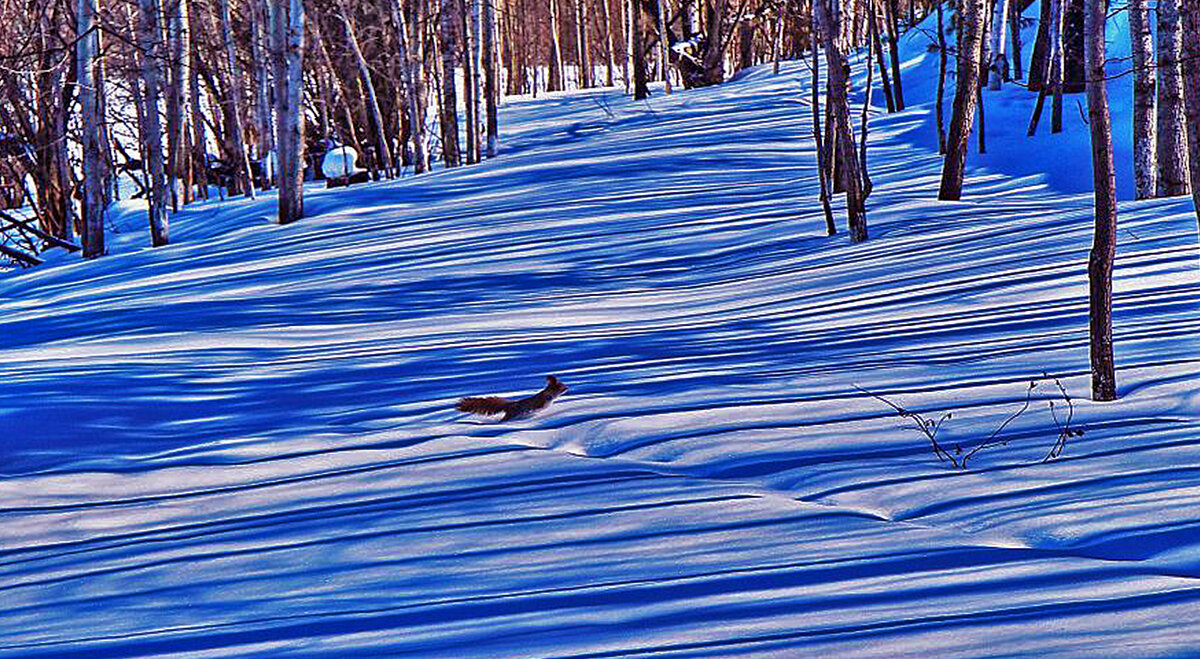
left=456, top=396, right=510, bottom=416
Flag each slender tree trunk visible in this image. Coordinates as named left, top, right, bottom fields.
left=884, top=0, right=904, bottom=110
left=440, top=0, right=463, bottom=166
left=218, top=0, right=255, bottom=198
left=482, top=0, right=500, bottom=155
left=274, top=0, right=305, bottom=224
left=935, top=0, right=947, bottom=152
left=548, top=0, right=566, bottom=90
left=576, top=0, right=593, bottom=88
left=987, top=0, right=1009, bottom=89
left=77, top=0, right=103, bottom=257
left=938, top=0, right=985, bottom=200
left=631, top=0, right=650, bottom=98
left=811, top=11, right=836, bottom=236
left=622, top=0, right=633, bottom=91
left=463, top=0, right=482, bottom=163
left=870, top=1, right=894, bottom=112
left=342, top=13, right=395, bottom=177
left=250, top=0, right=275, bottom=179
left=165, top=0, right=190, bottom=211
left=1156, top=0, right=1189, bottom=196
left=1129, top=0, right=1155, bottom=199
left=1049, top=0, right=1064, bottom=133
left=1008, top=0, right=1022, bottom=80
left=188, top=0, right=208, bottom=201
left=599, top=0, right=616, bottom=85
left=772, top=4, right=784, bottom=74
left=390, top=0, right=430, bottom=173
left=1028, top=0, right=1051, bottom=89
left=655, top=0, right=672, bottom=92
left=1180, top=0, right=1200, bottom=225
left=814, top=0, right=868, bottom=242
left=138, top=0, right=169, bottom=246
left=1084, top=0, right=1116, bottom=401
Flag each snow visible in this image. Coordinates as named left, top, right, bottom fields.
left=2, top=14, right=1200, bottom=657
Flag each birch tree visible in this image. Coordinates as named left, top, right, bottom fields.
left=1180, top=0, right=1200, bottom=224
left=938, top=0, right=985, bottom=200
left=77, top=0, right=104, bottom=257
left=548, top=0, right=566, bottom=90
left=1084, top=0, right=1116, bottom=400
left=814, top=0, right=867, bottom=242
left=165, top=0, right=191, bottom=209
left=1156, top=0, right=1188, bottom=197
left=274, top=0, right=306, bottom=224
left=987, top=0, right=1010, bottom=90
left=440, top=0, right=462, bottom=166
left=138, top=0, right=169, bottom=246
left=1128, top=0, right=1155, bottom=199
left=390, top=0, right=430, bottom=172
left=218, top=0, right=255, bottom=197
left=482, top=0, right=500, bottom=156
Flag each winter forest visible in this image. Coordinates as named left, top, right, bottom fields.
left=3, top=0, right=1200, bottom=653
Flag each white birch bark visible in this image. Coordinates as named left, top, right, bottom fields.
left=138, top=0, right=169, bottom=246
left=482, top=0, right=499, bottom=156
left=218, top=0, right=256, bottom=198
left=1156, top=0, right=1189, bottom=196
left=165, top=0, right=190, bottom=209
left=987, top=0, right=1010, bottom=90
left=77, top=0, right=103, bottom=257
left=274, top=0, right=305, bottom=224
left=1129, top=0, right=1155, bottom=199
left=389, top=0, right=430, bottom=172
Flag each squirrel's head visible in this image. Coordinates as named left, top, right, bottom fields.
left=545, top=375, right=568, bottom=396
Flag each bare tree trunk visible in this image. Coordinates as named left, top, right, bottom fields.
left=814, top=0, right=868, bottom=242
left=549, top=0, right=566, bottom=90
left=165, top=0, right=190, bottom=211
left=77, top=0, right=104, bottom=257
left=938, top=0, right=985, bottom=200
left=599, top=0, right=616, bottom=85
left=987, top=0, right=1009, bottom=89
left=390, top=0, right=431, bottom=173
left=483, top=0, right=500, bottom=155
left=471, top=0, right=484, bottom=161
left=250, top=0, right=275, bottom=181
left=342, top=12, right=395, bottom=177
left=811, top=10, right=836, bottom=236
left=274, top=0, right=305, bottom=224
left=138, top=0, right=169, bottom=246
left=771, top=4, right=784, bottom=74
left=576, top=0, right=593, bottom=88
left=1008, top=0, right=1022, bottom=80
left=1129, top=0, right=1155, bottom=199
left=1028, top=0, right=1051, bottom=89
left=655, top=0, right=672, bottom=92
left=218, top=0, right=256, bottom=198
left=1084, top=0, right=1116, bottom=401
left=1156, top=0, right=1189, bottom=197
left=883, top=0, right=903, bottom=110
left=935, top=0, right=946, bottom=152
left=869, top=0, right=894, bottom=112
left=189, top=0, right=208, bottom=201
left=1049, top=0, right=1065, bottom=133
left=1180, top=0, right=1200, bottom=225
left=440, top=0, right=463, bottom=165
left=631, top=0, right=650, bottom=98
left=623, top=0, right=633, bottom=91
left=462, top=0, right=481, bottom=163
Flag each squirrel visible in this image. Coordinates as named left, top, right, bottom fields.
left=456, top=375, right=568, bottom=421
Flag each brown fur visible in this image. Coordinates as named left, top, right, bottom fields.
left=456, top=376, right=568, bottom=421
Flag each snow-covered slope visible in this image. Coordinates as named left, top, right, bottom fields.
left=1, top=46, right=1199, bottom=657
